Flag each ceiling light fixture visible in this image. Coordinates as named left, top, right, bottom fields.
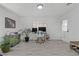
left=37, top=4, right=43, bottom=10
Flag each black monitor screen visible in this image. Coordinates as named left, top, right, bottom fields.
left=39, top=27, right=46, bottom=32
left=32, top=28, right=37, bottom=33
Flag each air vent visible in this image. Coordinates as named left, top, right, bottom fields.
left=66, top=3, right=72, bottom=6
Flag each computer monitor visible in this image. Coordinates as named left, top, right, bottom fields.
left=38, top=27, right=46, bottom=32
left=32, top=28, right=37, bottom=33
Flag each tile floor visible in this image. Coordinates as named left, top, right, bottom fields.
left=1, top=40, right=79, bottom=56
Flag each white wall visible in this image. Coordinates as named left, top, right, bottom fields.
left=19, top=16, right=62, bottom=40
left=0, top=4, right=62, bottom=42
left=0, top=5, right=20, bottom=42
left=60, top=5, right=79, bottom=42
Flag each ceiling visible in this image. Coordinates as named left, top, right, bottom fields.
left=0, top=3, right=78, bottom=18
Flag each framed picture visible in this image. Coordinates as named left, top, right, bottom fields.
left=5, top=17, right=16, bottom=28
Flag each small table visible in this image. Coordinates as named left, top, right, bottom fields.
left=70, top=41, right=79, bottom=53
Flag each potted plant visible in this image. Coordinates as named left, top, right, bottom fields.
left=1, top=35, right=10, bottom=53
left=22, top=28, right=31, bottom=42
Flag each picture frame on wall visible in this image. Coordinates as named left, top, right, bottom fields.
left=5, top=17, right=16, bottom=28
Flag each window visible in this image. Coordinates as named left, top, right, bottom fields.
left=62, top=20, right=68, bottom=32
